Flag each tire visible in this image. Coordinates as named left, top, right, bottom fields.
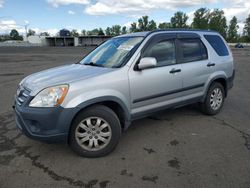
left=69, top=105, right=121, bottom=157
left=200, top=82, right=225, bottom=115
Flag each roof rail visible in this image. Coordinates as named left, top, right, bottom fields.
left=145, top=28, right=218, bottom=37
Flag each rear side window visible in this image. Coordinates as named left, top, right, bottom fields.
left=204, top=35, right=229, bottom=56
left=179, top=38, right=208, bottom=63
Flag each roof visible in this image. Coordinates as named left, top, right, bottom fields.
left=152, top=28, right=216, bottom=33
left=116, top=29, right=218, bottom=38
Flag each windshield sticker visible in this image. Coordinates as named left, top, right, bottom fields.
left=117, top=45, right=134, bottom=51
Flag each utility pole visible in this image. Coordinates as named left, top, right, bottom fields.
left=24, top=24, right=29, bottom=41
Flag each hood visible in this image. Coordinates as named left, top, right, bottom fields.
left=21, top=64, right=114, bottom=94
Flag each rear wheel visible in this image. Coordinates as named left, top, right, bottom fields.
left=69, top=105, right=121, bottom=157
left=200, top=82, right=225, bottom=115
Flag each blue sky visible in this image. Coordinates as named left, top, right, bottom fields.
left=0, top=0, right=249, bottom=35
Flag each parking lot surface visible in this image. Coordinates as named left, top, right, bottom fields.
left=0, top=47, right=250, bottom=188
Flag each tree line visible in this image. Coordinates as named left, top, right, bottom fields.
left=1, top=8, right=250, bottom=43
left=69, top=8, right=250, bottom=43
left=0, top=29, right=40, bottom=42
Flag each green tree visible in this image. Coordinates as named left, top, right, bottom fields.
left=112, top=25, right=121, bottom=36
left=40, top=32, right=49, bottom=36
left=130, top=22, right=137, bottom=33
left=137, top=16, right=157, bottom=31
left=148, top=20, right=157, bottom=31
left=158, top=22, right=171, bottom=29
left=10, top=29, right=19, bottom=40
left=70, top=29, right=79, bottom=37
left=87, top=28, right=99, bottom=35
left=105, top=27, right=112, bottom=36
left=121, top=26, right=127, bottom=34
left=243, top=14, right=250, bottom=42
left=81, top=30, right=87, bottom=36
left=27, top=29, right=35, bottom=37
left=192, top=8, right=210, bottom=29
left=0, top=34, right=11, bottom=42
left=227, top=16, right=239, bottom=42
left=209, top=9, right=227, bottom=38
left=138, top=16, right=149, bottom=31
left=98, top=28, right=105, bottom=36
left=171, top=11, right=189, bottom=28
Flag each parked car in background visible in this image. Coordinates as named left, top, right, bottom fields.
left=235, top=43, right=244, bottom=48
left=14, top=29, right=235, bottom=157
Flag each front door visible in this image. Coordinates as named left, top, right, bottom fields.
left=128, top=34, right=183, bottom=117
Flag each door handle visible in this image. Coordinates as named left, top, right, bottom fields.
left=169, top=68, right=181, bottom=74
left=207, top=62, right=216, bottom=67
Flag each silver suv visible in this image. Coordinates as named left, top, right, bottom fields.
left=14, top=30, right=234, bottom=157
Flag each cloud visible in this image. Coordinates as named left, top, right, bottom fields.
left=85, top=0, right=217, bottom=15
left=0, top=20, right=31, bottom=34
left=85, top=0, right=249, bottom=35
left=222, top=1, right=250, bottom=34
left=186, top=11, right=195, bottom=25
left=24, top=20, right=30, bottom=24
left=0, top=0, right=4, bottom=7
left=223, top=1, right=250, bottom=34
left=47, top=0, right=89, bottom=7
left=68, top=10, right=75, bottom=15
left=0, top=19, right=58, bottom=36
left=1, top=20, right=16, bottom=25
left=45, top=0, right=250, bottom=29
left=123, top=21, right=133, bottom=28
left=0, top=20, right=20, bottom=33
left=223, top=1, right=250, bottom=23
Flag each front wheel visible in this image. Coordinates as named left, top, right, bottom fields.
left=200, top=82, right=225, bottom=115
left=69, top=105, right=121, bottom=157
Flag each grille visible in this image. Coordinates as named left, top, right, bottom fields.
left=16, top=86, right=31, bottom=106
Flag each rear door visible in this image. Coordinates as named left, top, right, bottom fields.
left=176, top=33, right=212, bottom=100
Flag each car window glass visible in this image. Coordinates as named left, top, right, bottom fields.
left=204, top=35, right=229, bottom=56
left=80, top=37, right=143, bottom=68
left=143, top=40, right=176, bottom=67
left=179, top=39, right=208, bottom=63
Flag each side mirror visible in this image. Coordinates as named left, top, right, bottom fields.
left=137, top=57, right=157, bottom=70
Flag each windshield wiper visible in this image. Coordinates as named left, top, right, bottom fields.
left=84, top=62, right=104, bottom=67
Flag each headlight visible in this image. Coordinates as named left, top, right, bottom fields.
left=29, top=85, right=69, bottom=107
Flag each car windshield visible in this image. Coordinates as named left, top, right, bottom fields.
left=80, top=37, right=143, bottom=68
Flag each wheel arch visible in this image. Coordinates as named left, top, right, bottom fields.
left=203, top=75, right=228, bottom=102
left=67, top=96, right=131, bottom=141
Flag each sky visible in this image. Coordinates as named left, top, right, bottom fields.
left=0, top=0, right=249, bottom=35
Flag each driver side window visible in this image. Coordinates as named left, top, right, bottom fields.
left=143, top=40, right=176, bottom=67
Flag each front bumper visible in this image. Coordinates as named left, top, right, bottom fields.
left=13, top=101, right=76, bottom=143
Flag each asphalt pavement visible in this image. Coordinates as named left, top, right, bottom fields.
left=0, top=46, right=249, bottom=188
